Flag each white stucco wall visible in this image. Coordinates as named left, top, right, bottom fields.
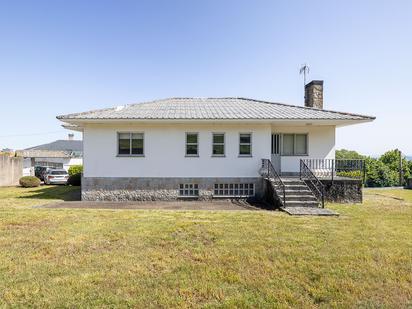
left=66, top=158, right=83, bottom=170
left=83, top=123, right=272, bottom=178
left=273, top=125, right=335, bottom=173
left=83, top=123, right=336, bottom=177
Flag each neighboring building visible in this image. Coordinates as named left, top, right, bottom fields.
left=19, top=134, right=82, bottom=176
left=57, top=81, right=375, bottom=203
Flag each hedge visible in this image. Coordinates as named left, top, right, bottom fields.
left=68, top=165, right=83, bottom=176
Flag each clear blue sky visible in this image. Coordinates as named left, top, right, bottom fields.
left=1, top=0, right=411, bottom=155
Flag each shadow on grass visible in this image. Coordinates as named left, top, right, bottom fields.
left=18, top=185, right=81, bottom=201
left=232, top=198, right=277, bottom=211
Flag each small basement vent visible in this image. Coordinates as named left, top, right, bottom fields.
left=213, top=183, right=254, bottom=197
left=179, top=184, right=199, bottom=197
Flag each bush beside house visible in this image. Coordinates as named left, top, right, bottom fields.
left=19, top=176, right=41, bottom=188
left=68, top=165, right=83, bottom=176
left=68, top=165, right=82, bottom=186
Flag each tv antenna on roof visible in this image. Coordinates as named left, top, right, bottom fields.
left=299, top=63, right=310, bottom=86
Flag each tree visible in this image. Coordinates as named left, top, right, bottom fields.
left=364, top=157, right=398, bottom=187
left=336, top=149, right=406, bottom=187
left=379, top=150, right=410, bottom=185
left=336, top=149, right=365, bottom=160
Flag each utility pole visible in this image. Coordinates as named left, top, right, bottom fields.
left=399, top=149, right=404, bottom=186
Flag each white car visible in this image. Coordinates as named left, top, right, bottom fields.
left=44, top=169, right=69, bottom=185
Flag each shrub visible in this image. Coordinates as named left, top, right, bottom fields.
left=19, top=176, right=41, bottom=188
left=336, top=170, right=363, bottom=179
left=67, top=173, right=81, bottom=186
left=68, top=165, right=83, bottom=176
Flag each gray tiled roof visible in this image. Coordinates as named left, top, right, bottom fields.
left=26, top=140, right=83, bottom=152
left=57, top=98, right=375, bottom=121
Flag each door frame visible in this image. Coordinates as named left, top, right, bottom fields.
left=271, top=133, right=281, bottom=174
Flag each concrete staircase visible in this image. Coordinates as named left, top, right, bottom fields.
left=272, top=177, right=320, bottom=208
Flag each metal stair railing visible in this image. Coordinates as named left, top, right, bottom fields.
left=300, top=159, right=325, bottom=208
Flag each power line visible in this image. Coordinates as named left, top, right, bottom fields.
left=0, top=130, right=66, bottom=138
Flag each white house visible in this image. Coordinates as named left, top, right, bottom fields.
left=57, top=81, right=374, bottom=201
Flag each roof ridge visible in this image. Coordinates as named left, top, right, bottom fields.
left=235, top=97, right=376, bottom=120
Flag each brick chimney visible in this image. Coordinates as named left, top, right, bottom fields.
left=68, top=133, right=74, bottom=141
left=305, top=80, right=324, bottom=109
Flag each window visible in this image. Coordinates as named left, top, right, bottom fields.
left=212, top=133, right=225, bottom=156
left=282, top=134, right=294, bottom=156
left=239, top=133, right=252, bottom=156
left=35, top=162, right=63, bottom=169
left=179, top=184, right=199, bottom=197
left=186, top=133, right=198, bottom=156
left=295, top=134, right=308, bottom=155
left=281, top=133, right=308, bottom=156
left=118, top=132, right=144, bottom=156
left=50, top=170, right=68, bottom=175
left=213, top=183, right=255, bottom=197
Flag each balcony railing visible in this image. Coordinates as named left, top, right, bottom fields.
left=302, top=159, right=365, bottom=182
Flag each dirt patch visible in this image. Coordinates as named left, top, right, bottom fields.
left=37, top=199, right=267, bottom=211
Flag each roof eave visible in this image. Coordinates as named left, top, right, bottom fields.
left=57, top=117, right=375, bottom=126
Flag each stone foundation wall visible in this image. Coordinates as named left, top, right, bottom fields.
left=82, top=177, right=264, bottom=201
left=320, top=179, right=363, bottom=203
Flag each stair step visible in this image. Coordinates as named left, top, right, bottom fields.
left=284, top=185, right=308, bottom=190
left=270, top=181, right=304, bottom=186
left=285, top=195, right=318, bottom=201
left=281, top=180, right=304, bottom=185
left=285, top=201, right=320, bottom=207
left=267, top=176, right=320, bottom=208
left=284, top=190, right=312, bottom=195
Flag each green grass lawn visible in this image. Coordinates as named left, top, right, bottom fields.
left=0, top=186, right=411, bottom=308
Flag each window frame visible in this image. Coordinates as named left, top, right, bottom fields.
left=117, top=132, right=145, bottom=157
left=239, top=133, right=252, bottom=157
left=179, top=183, right=199, bottom=197
left=213, top=183, right=255, bottom=197
left=281, top=133, right=308, bottom=156
left=211, top=132, right=225, bottom=157
left=185, top=132, right=199, bottom=157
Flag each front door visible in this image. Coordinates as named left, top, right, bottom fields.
left=271, top=133, right=281, bottom=174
